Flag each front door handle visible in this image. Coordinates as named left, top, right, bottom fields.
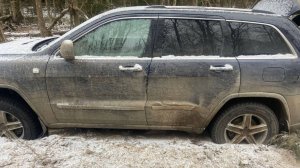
left=210, top=64, right=234, bottom=71
left=119, top=64, right=143, bottom=72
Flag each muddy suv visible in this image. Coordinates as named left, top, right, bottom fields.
left=1, top=3, right=300, bottom=144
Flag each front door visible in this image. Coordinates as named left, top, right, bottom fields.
left=146, top=16, right=240, bottom=130
left=47, top=17, right=156, bottom=126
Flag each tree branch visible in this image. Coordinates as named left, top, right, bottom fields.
left=47, top=8, right=69, bottom=31
left=0, top=15, right=12, bottom=22
left=0, top=22, right=6, bottom=43
left=74, top=7, right=89, bottom=20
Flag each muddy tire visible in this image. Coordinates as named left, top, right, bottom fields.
left=211, top=103, right=279, bottom=144
left=0, top=98, right=42, bottom=140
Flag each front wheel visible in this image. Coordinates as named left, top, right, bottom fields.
left=0, top=98, right=42, bottom=140
left=210, top=103, right=279, bottom=144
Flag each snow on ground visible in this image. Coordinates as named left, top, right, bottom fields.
left=0, top=129, right=298, bottom=168
left=5, top=36, right=40, bottom=42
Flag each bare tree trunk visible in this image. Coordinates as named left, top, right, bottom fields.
left=45, top=0, right=53, bottom=21
left=52, top=0, right=57, bottom=18
left=123, top=0, right=127, bottom=6
left=68, top=0, right=80, bottom=27
left=0, top=22, right=5, bottom=43
left=31, top=0, right=37, bottom=15
left=10, top=0, right=23, bottom=24
left=35, top=0, right=52, bottom=36
left=173, top=0, right=177, bottom=6
left=72, top=0, right=80, bottom=26
left=68, top=0, right=88, bottom=27
left=193, top=0, right=198, bottom=6
left=0, top=0, right=3, bottom=16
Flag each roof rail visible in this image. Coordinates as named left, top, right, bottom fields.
left=147, top=5, right=166, bottom=8
left=252, top=9, right=275, bottom=14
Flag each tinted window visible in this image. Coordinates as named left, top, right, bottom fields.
left=74, top=19, right=152, bottom=57
left=155, top=19, right=224, bottom=56
left=228, top=22, right=292, bottom=56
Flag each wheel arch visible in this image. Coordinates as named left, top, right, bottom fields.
left=0, top=85, right=48, bottom=134
left=206, top=93, right=290, bottom=132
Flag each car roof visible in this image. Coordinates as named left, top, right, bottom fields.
left=96, top=6, right=288, bottom=27
left=106, top=6, right=281, bottom=17
left=49, top=5, right=291, bottom=49
left=147, top=5, right=275, bottom=14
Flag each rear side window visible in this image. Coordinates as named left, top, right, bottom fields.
left=154, top=19, right=224, bottom=56
left=228, top=22, right=292, bottom=56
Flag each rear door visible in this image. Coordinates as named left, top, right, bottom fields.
left=146, top=15, right=240, bottom=129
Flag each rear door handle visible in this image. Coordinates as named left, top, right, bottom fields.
left=210, top=64, right=234, bottom=71
left=119, top=64, right=143, bottom=72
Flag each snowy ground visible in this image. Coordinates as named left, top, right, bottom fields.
left=0, top=129, right=299, bottom=168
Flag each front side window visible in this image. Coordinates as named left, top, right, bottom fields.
left=154, top=19, right=224, bottom=57
left=228, top=22, right=292, bottom=56
left=74, top=19, right=152, bottom=57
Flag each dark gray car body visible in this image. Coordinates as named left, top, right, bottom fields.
left=1, top=6, right=300, bottom=133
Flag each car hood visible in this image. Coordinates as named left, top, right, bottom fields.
left=0, top=37, right=56, bottom=55
left=253, top=0, right=300, bottom=16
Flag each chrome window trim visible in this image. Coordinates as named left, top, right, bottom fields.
left=54, top=16, right=226, bottom=59
left=54, top=16, right=157, bottom=60
left=227, top=20, right=298, bottom=59
left=55, top=17, right=296, bottom=60
left=54, top=56, right=152, bottom=60
left=158, top=16, right=225, bottom=21
left=152, top=56, right=236, bottom=60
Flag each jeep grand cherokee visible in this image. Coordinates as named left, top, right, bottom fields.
left=1, top=3, right=300, bottom=144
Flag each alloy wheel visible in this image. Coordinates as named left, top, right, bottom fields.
left=224, top=114, right=268, bottom=144
left=0, top=111, right=24, bottom=139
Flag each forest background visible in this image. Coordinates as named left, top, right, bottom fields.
left=0, top=0, right=259, bottom=42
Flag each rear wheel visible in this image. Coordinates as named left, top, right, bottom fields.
left=0, top=98, right=42, bottom=140
left=211, top=103, right=279, bottom=144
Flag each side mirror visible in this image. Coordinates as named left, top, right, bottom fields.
left=60, top=40, right=75, bottom=60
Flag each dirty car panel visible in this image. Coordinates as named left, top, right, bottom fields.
left=145, top=16, right=240, bottom=129
left=2, top=6, right=300, bottom=142
left=46, top=17, right=157, bottom=125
